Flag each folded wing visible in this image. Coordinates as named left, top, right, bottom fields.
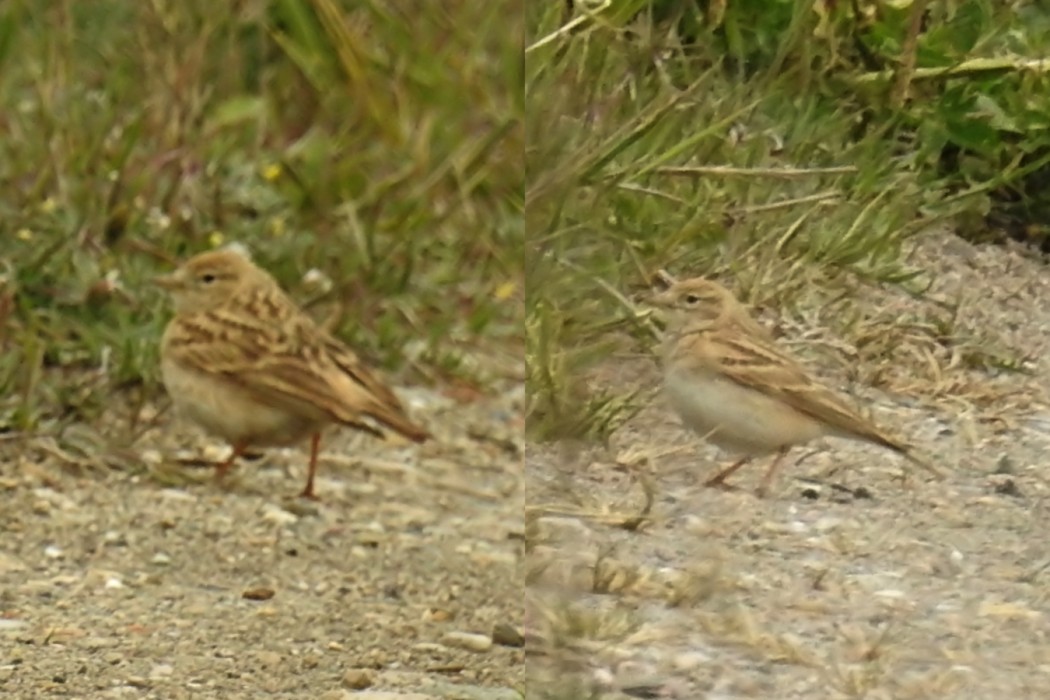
left=165, top=292, right=429, bottom=443
left=706, top=332, right=909, bottom=454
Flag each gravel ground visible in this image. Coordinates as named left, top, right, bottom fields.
left=0, top=381, right=524, bottom=700
left=526, top=231, right=1050, bottom=699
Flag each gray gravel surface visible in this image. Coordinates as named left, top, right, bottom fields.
left=527, top=231, right=1050, bottom=699
left=0, top=385, right=524, bottom=699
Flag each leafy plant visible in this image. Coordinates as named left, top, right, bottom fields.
left=0, top=0, right=523, bottom=436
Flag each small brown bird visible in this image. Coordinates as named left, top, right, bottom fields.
left=157, top=249, right=429, bottom=499
left=648, top=276, right=940, bottom=496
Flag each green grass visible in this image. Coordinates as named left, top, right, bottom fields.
left=0, top=0, right=523, bottom=435
left=525, top=0, right=1041, bottom=444
left=526, top=7, right=1050, bottom=697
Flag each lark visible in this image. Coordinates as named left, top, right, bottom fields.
left=648, top=277, right=940, bottom=496
left=157, top=249, right=429, bottom=499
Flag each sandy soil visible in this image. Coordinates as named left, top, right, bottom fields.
left=0, top=382, right=524, bottom=700
left=526, top=230, right=1050, bottom=699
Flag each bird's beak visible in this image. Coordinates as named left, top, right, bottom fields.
left=645, top=289, right=674, bottom=308
left=653, top=269, right=678, bottom=289
left=639, top=269, right=678, bottom=307
left=154, top=273, right=183, bottom=290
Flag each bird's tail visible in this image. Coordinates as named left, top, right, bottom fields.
left=898, top=446, right=946, bottom=479
left=368, top=405, right=430, bottom=443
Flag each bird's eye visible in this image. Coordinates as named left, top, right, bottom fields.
left=200, top=273, right=217, bottom=284
left=684, top=294, right=701, bottom=304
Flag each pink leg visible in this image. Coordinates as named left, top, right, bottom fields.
left=755, top=448, right=789, bottom=498
left=704, top=457, right=750, bottom=489
left=215, top=443, right=248, bottom=481
left=300, top=433, right=321, bottom=500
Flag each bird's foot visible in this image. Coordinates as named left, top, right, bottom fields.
left=703, top=477, right=740, bottom=492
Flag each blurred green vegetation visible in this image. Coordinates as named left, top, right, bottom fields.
left=525, top=0, right=1047, bottom=441
left=0, top=0, right=523, bottom=434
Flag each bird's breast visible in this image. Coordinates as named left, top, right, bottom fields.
left=160, top=357, right=323, bottom=447
left=664, top=367, right=826, bottom=455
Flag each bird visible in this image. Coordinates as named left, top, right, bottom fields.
left=647, top=276, right=941, bottom=496
left=156, top=248, right=429, bottom=499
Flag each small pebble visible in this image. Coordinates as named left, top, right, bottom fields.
left=242, top=587, right=276, bottom=601
left=412, top=642, right=448, bottom=654
left=814, top=516, right=846, bottom=532
left=423, top=607, right=454, bottom=623
left=140, top=450, right=163, bottom=465
left=440, top=631, right=492, bottom=653
left=282, top=499, right=321, bottom=518
left=256, top=651, right=282, bottom=666
left=491, top=622, right=524, bottom=647
left=201, top=444, right=229, bottom=462
left=340, top=667, right=375, bottom=689
left=875, top=589, right=906, bottom=599
left=672, top=650, right=710, bottom=671
left=261, top=504, right=299, bottom=526
left=158, top=488, right=195, bottom=502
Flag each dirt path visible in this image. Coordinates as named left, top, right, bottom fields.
left=0, top=384, right=524, bottom=699
left=527, top=231, right=1050, bottom=698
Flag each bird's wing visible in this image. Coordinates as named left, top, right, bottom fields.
left=686, top=328, right=907, bottom=452
left=164, top=292, right=427, bottom=442
left=320, top=333, right=430, bottom=442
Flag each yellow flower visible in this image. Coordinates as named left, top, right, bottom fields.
left=262, top=163, right=282, bottom=182
left=269, top=216, right=287, bottom=237
left=16, top=228, right=32, bottom=241
left=494, top=281, right=517, bottom=300
left=208, top=231, right=225, bottom=247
